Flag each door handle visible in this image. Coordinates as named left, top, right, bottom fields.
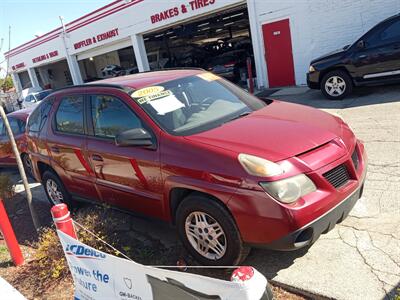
left=92, top=154, right=104, bottom=162
left=50, top=146, right=60, bottom=153
left=358, top=54, right=367, bottom=59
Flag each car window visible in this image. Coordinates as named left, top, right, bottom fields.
left=25, top=95, right=34, bottom=102
left=91, top=95, right=142, bottom=138
left=8, top=118, right=25, bottom=135
left=381, top=19, right=400, bottom=42
left=28, top=98, right=54, bottom=133
left=36, top=90, right=52, bottom=101
left=0, top=119, right=4, bottom=136
left=130, top=74, right=265, bottom=136
left=365, top=19, right=400, bottom=47
left=55, top=95, right=84, bottom=134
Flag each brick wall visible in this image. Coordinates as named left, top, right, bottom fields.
left=253, top=0, right=400, bottom=85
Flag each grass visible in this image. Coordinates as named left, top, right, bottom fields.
left=0, top=244, right=13, bottom=268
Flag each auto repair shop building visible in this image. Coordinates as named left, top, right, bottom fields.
left=5, top=0, right=398, bottom=94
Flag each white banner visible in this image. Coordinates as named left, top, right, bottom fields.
left=57, top=231, right=268, bottom=300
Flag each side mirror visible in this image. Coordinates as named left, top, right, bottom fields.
left=342, top=44, right=350, bottom=50
left=115, top=128, right=154, bottom=147
left=356, top=40, right=365, bottom=49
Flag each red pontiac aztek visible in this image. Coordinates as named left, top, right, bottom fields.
left=0, top=108, right=33, bottom=174
left=27, top=70, right=366, bottom=265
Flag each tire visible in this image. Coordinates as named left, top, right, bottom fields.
left=176, top=193, right=250, bottom=266
left=42, top=170, right=73, bottom=207
left=321, top=70, right=353, bottom=100
left=21, top=153, right=33, bottom=179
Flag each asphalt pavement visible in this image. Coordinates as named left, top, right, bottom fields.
left=5, top=84, right=400, bottom=300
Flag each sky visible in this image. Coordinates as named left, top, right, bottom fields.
left=0, top=0, right=111, bottom=76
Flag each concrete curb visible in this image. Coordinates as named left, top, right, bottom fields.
left=0, top=276, right=26, bottom=299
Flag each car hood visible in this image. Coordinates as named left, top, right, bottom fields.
left=311, top=47, right=346, bottom=64
left=185, top=101, right=344, bottom=162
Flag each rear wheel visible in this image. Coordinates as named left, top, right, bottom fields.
left=321, top=70, right=353, bottom=100
left=176, top=193, right=250, bottom=266
left=42, top=170, right=73, bottom=207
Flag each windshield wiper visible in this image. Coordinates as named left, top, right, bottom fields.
left=224, top=111, right=252, bottom=124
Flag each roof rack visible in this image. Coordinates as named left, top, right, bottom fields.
left=140, top=67, right=206, bottom=73
left=51, top=83, right=126, bottom=93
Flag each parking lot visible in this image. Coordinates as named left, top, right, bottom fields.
left=5, top=85, right=400, bottom=300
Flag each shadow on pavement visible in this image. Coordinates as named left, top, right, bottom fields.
left=267, top=84, right=400, bottom=110
left=244, top=247, right=309, bottom=280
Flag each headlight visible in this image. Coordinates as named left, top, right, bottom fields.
left=260, top=174, right=316, bottom=204
left=309, top=65, right=316, bottom=73
left=238, top=154, right=283, bottom=177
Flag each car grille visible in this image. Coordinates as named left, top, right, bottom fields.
left=323, top=164, right=350, bottom=189
left=351, top=150, right=359, bottom=170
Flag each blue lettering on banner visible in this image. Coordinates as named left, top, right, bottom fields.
left=66, top=244, right=106, bottom=259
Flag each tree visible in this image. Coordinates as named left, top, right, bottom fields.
left=0, top=75, right=14, bottom=92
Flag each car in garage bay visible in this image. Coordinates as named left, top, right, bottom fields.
left=307, top=13, right=400, bottom=99
left=27, top=70, right=367, bottom=266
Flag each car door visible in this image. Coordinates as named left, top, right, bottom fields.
left=0, top=117, right=25, bottom=165
left=86, top=92, right=164, bottom=219
left=0, top=118, right=8, bottom=164
left=47, top=93, right=99, bottom=201
left=351, top=17, right=400, bottom=81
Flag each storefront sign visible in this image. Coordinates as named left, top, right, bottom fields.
left=57, top=230, right=268, bottom=300
left=151, top=0, right=216, bottom=24
left=11, top=62, right=26, bottom=71
left=32, top=51, right=59, bottom=64
left=73, top=28, right=119, bottom=50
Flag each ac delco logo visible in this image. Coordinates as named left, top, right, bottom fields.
left=66, top=244, right=106, bottom=259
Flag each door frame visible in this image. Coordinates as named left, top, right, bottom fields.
left=260, top=16, right=296, bottom=87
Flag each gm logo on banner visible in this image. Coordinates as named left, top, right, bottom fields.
left=65, top=244, right=106, bottom=259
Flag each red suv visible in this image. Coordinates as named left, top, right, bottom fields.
left=27, top=70, right=366, bottom=265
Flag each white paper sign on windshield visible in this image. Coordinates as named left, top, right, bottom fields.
left=149, top=94, right=185, bottom=115
left=57, top=230, right=268, bottom=300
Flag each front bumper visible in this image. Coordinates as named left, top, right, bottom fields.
left=307, top=71, right=320, bottom=89
left=256, top=181, right=364, bottom=250
left=228, top=139, right=367, bottom=250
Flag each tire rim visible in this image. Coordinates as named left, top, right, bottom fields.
left=23, top=155, right=32, bottom=176
left=46, top=179, right=63, bottom=205
left=185, top=211, right=227, bottom=260
left=325, top=76, right=346, bottom=97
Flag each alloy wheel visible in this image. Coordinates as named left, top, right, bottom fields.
left=325, top=75, right=346, bottom=97
left=185, top=211, right=227, bottom=260
left=46, top=179, right=64, bottom=205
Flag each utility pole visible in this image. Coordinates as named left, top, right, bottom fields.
left=0, top=106, right=40, bottom=230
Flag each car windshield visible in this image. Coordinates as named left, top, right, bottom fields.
left=130, top=73, right=266, bottom=136
left=36, top=90, right=52, bottom=101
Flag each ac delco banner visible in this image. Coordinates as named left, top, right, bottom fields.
left=57, top=231, right=269, bottom=300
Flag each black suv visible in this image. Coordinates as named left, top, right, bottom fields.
left=307, top=14, right=400, bottom=100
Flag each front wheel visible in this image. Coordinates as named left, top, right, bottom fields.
left=321, top=70, right=353, bottom=100
left=42, top=170, right=73, bottom=207
left=176, top=193, right=250, bottom=266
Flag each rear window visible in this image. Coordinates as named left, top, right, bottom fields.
left=36, top=90, right=52, bottom=101
left=55, top=95, right=84, bottom=134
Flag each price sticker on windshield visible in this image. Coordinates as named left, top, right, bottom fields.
left=132, top=86, right=165, bottom=99
left=197, top=72, right=221, bottom=82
